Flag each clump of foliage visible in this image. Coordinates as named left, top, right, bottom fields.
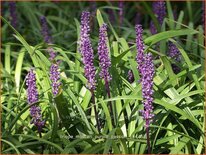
left=1, top=1, right=205, bottom=154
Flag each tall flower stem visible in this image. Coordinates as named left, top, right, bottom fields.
left=105, top=78, right=115, bottom=127
left=97, top=23, right=114, bottom=127
left=91, top=90, right=101, bottom=133
left=135, top=24, right=154, bottom=154
left=146, top=120, right=151, bottom=154
left=79, top=11, right=99, bottom=132
left=39, top=132, right=44, bottom=154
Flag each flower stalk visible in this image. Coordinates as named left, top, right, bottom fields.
left=80, top=11, right=100, bottom=133
left=136, top=24, right=155, bottom=154
left=40, top=16, right=60, bottom=96
left=97, top=23, right=115, bottom=127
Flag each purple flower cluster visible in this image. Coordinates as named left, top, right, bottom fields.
left=107, top=2, right=115, bottom=24
left=168, top=41, right=181, bottom=73
left=40, top=16, right=57, bottom=60
left=119, top=2, right=124, bottom=26
left=136, top=24, right=155, bottom=127
left=135, top=24, right=145, bottom=77
left=40, top=16, right=52, bottom=44
left=26, top=69, right=38, bottom=104
left=135, top=12, right=141, bottom=25
left=150, top=1, right=166, bottom=34
left=47, top=47, right=57, bottom=61
left=9, top=2, right=17, bottom=28
left=97, top=24, right=112, bottom=82
left=50, top=64, right=61, bottom=96
left=168, top=41, right=181, bottom=62
left=30, top=105, right=45, bottom=132
left=26, top=69, right=45, bottom=132
left=128, top=70, right=134, bottom=83
left=80, top=11, right=96, bottom=90
left=139, top=53, right=155, bottom=127
left=89, top=1, right=97, bottom=16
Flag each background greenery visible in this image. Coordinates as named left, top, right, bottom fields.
left=1, top=1, right=205, bottom=154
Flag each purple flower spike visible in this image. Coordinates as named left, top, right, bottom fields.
left=80, top=11, right=96, bottom=90
left=119, top=2, right=124, bottom=26
left=128, top=70, right=134, bottom=83
left=48, top=47, right=57, bottom=61
left=26, top=69, right=45, bottom=132
left=168, top=41, right=181, bottom=62
left=168, top=41, right=181, bottom=73
left=135, top=24, right=145, bottom=78
left=40, top=16, right=57, bottom=60
left=97, top=23, right=112, bottom=82
left=26, top=69, right=39, bottom=104
left=139, top=53, right=155, bottom=127
left=89, top=1, right=97, bottom=16
left=9, top=2, right=17, bottom=28
left=107, top=2, right=115, bottom=24
left=50, top=64, right=61, bottom=96
left=150, top=1, right=166, bottom=34
left=30, top=106, right=45, bottom=132
left=40, top=16, right=52, bottom=44
left=135, top=12, right=141, bottom=25
left=135, top=24, right=155, bottom=126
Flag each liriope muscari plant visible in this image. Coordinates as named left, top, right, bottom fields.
left=79, top=11, right=101, bottom=133
left=40, top=16, right=61, bottom=96
left=97, top=23, right=114, bottom=126
left=150, top=1, right=166, bottom=35
left=26, top=68, right=45, bottom=135
left=136, top=24, right=155, bottom=154
left=9, top=1, right=17, bottom=28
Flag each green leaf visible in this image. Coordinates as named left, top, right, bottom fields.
left=15, top=49, right=25, bottom=93
left=170, top=137, right=190, bottom=154
left=103, top=129, right=116, bottom=154
left=5, top=45, right=11, bottom=75
left=154, top=99, right=202, bottom=130
left=1, top=139, right=20, bottom=154
left=144, top=29, right=198, bottom=46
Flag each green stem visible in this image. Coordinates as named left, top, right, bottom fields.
left=105, top=79, right=115, bottom=127
left=91, top=90, right=101, bottom=133
left=146, top=120, right=151, bottom=154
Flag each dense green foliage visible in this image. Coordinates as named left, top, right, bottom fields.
left=1, top=1, right=205, bottom=154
